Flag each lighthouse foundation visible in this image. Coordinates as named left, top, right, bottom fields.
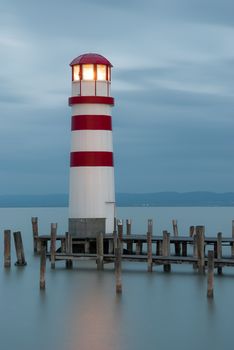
left=69, top=218, right=106, bottom=237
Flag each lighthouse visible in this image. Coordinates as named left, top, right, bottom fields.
left=68, top=53, right=115, bottom=237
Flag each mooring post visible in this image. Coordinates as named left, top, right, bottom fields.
left=115, top=238, right=122, bottom=294
left=232, top=220, right=234, bottom=258
left=163, top=230, right=171, bottom=272
left=4, top=230, right=11, bottom=268
left=189, top=226, right=195, bottom=237
left=126, top=219, right=132, bottom=253
left=147, top=230, right=153, bottom=272
left=13, top=231, right=27, bottom=266
left=172, top=219, right=178, bottom=236
left=65, top=232, right=73, bottom=269
left=207, top=250, right=214, bottom=298
left=182, top=242, right=187, bottom=257
left=31, top=217, right=39, bottom=253
left=40, top=246, right=46, bottom=290
left=117, top=220, right=123, bottom=253
left=193, top=234, right=198, bottom=269
left=196, top=226, right=205, bottom=274
left=61, top=237, right=66, bottom=253
left=173, top=220, right=181, bottom=256
left=50, top=223, right=57, bottom=269
left=96, top=232, right=104, bottom=270
left=217, top=232, right=222, bottom=275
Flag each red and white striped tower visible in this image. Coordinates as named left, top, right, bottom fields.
left=68, top=53, right=115, bottom=236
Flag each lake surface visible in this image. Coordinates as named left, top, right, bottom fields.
left=0, top=207, right=234, bottom=350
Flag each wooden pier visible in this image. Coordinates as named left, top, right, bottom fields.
left=29, top=218, right=234, bottom=296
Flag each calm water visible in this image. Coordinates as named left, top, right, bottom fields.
left=0, top=207, right=234, bottom=350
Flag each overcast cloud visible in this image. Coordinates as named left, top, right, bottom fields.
left=0, top=0, right=234, bottom=194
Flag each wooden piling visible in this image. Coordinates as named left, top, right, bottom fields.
left=232, top=220, right=234, bottom=258
left=147, top=231, right=153, bottom=272
left=193, top=234, right=198, bottom=269
left=117, top=220, right=123, bottom=240
left=4, top=230, right=11, bottom=268
left=207, top=250, right=214, bottom=298
left=156, top=240, right=162, bottom=256
left=196, top=226, right=205, bottom=274
left=50, top=223, right=57, bottom=269
left=217, top=232, right=222, bottom=275
left=172, top=219, right=178, bottom=236
left=182, top=242, right=187, bottom=257
left=65, top=232, right=73, bottom=269
left=96, top=232, right=104, bottom=270
left=117, top=220, right=123, bottom=253
left=40, top=246, right=46, bottom=290
left=126, top=219, right=132, bottom=253
left=31, top=217, right=39, bottom=253
left=13, top=231, right=27, bottom=266
left=163, top=231, right=171, bottom=272
left=189, top=226, right=195, bottom=237
left=115, top=238, right=122, bottom=294
left=173, top=220, right=181, bottom=256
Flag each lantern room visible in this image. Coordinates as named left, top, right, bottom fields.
left=70, top=53, right=113, bottom=97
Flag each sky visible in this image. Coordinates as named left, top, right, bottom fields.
left=0, top=0, right=234, bottom=195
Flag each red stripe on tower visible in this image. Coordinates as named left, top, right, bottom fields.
left=68, top=96, right=115, bottom=106
left=70, top=151, right=114, bottom=167
left=71, top=115, right=112, bottom=131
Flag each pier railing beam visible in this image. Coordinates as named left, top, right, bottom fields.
left=207, top=250, right=214, bottom=298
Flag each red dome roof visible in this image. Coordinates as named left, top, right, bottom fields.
left=70, top=53, right=113, bottom=67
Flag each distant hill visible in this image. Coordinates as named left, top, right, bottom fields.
left=1, top=192, right=234, bottom=207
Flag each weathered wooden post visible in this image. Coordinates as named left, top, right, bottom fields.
left=126, top=219, right=132, bottom=253
left=31, top=217, right=39, bottom=253
left=50, top=223, right=57, bottom=269
left=193, top=234, right=198, bottom=269
left=189, top=226, right=195, bottom=237
left=217, top=232, right=222, bottom=275
left=207, top=250, right=214, bottom=298
left=115, top=238, right=122, bottom=293
left=163, top=230, right=171, bottom=272
left=173, top=220, right=181, bottom=256
left=4, top=230, right=11, bottom=268
left=156, top=239, right=162, bottom=256
left=65, top=232, right=73, bottom=269
left=40, top=246, right=46, bottom=290
left=117, top=219, right=123, bottom=253
left=182, top=242, right=187, bottom=257
left=96, top=232, right=104, bottom=270
left=172, top=219, right=178, bottom=236
left=13, top=231, right=27, bottom=266
left=147, top=220, right=153, bottom=272
left=232, top=220, right=234, bottom=258
left=196, top=226, right=205, bottom=274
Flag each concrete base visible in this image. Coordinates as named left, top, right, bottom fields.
left=69, top=218, right=106, bottom=237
